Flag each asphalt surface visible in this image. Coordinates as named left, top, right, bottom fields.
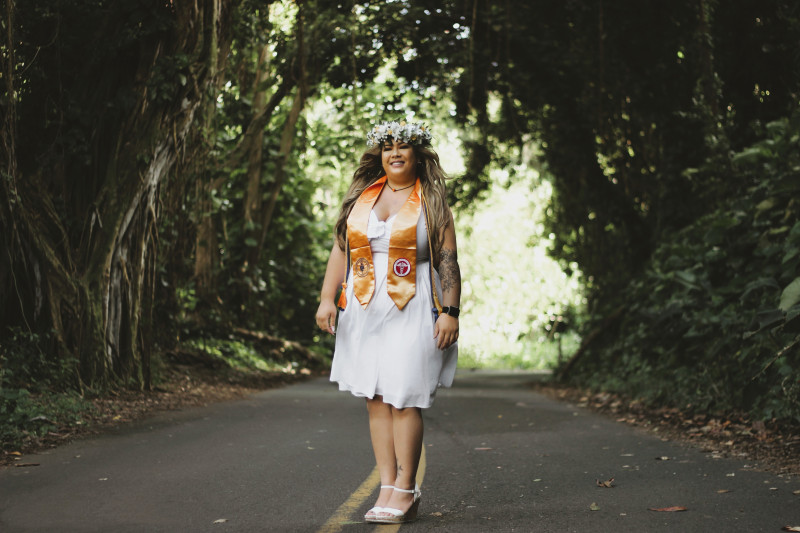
left=1, top=370, right=798, bottom=532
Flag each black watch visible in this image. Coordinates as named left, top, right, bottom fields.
left=441, top=306, right=460, bottom=318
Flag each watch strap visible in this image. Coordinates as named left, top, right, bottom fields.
left=441, top=306, right=460, bottom=318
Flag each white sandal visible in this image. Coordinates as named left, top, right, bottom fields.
left=372, top=485, right=421, bottom=524
left=364, top=485, right=395, bottom=522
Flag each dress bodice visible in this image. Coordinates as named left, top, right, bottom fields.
left=367, top=210, right=430, bottom=261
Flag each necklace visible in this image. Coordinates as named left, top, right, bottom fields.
left=387, top=182, right=414, bottom=192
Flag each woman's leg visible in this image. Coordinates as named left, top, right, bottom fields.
left=366, top=396, right=396, bottom=508
left=383, top=406, right=423, bottom=511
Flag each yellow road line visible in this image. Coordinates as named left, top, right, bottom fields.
left=317, top=445, right=427, bottom=533
left=317, top=465, right=381, bottom=533
left=373, top=446, right=427, bottom=533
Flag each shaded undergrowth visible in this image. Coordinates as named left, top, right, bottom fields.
left=562, top=113, right=800, bottom=424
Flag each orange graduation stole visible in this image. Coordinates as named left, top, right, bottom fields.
left=344, top=176, right=422, bottom=310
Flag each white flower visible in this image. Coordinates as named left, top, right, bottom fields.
left=366, top=120, right=433, bottom=147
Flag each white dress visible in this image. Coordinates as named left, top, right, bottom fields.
left=330, top=209, right=458, bottom=409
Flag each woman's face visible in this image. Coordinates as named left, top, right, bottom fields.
left=381, top=139, right=417, bottom=182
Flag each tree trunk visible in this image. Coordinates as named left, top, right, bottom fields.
left=255, top=1, right=309, bottom=257
left=194, top=176, right=225, bottom=299
left=242, top=44, right=272, bottom=271
left=2, top=1, right=237, bottom=389
left=696, top=0, right=719, bottom=116
left=257, top=86, right=307, bottom=252
left=0, top=0, right=21, bottom=328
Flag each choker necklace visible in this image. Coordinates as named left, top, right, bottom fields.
left=387, top=182, right=414, bottom=192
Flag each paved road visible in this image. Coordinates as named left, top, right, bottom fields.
left=1, top=371, right=798, bottom=532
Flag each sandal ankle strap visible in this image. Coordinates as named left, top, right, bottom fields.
left=380, top=485, right=394, bottom=489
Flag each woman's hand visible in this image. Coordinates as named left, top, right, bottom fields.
left=316, top=300, right=338, bottom=335
left=316, top=243, right=346, bottom=335
left=434, top=314, right=459, bottom=349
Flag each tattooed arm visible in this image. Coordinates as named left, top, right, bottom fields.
left=434, top=208, right=460, bottom=350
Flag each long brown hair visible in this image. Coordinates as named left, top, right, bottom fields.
left=334, top=143, right=450, bottom=266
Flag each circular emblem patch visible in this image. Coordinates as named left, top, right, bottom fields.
left=354, top=257, right=370, bottom=278
left=393, top=258, right=411, bottom=277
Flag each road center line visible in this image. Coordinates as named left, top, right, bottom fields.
left=316, top=445, right=427, bottom=533
left=317, top=465, right=381, bottom=533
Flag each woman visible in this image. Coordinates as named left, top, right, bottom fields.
left=315, top=120, right=460, bottom=524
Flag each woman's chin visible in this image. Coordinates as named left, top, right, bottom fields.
left=385, top=169, right=414, bottom=180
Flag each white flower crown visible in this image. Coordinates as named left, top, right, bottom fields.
left=366, top=120, right=432, bottom=147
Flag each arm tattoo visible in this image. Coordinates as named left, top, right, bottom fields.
left=439, top=248, right=461, bottom=293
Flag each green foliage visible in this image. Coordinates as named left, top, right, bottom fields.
left=181, top=338, right=296, bottom=373
left=0, top=328, right=74, bottom=391
left=564, top=113, right=800, bottom=421
left=0, top=388, right=93, bottom=452
left=250, top=157, right=331, bottom=339
left=457, top=170, right=584, bottom=369
left=147, top=53, right=190, bottom=106
left=1, top=328, right=93, bottom=451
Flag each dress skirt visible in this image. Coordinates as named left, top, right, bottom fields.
left=330, top=251, right=458, bottom=409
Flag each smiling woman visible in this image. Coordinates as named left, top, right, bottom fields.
left=315, top=120, right=458, bottom=524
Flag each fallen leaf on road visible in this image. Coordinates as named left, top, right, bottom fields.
left=596, top=477, right=615, bottom=488
left=14, top=463, right=39, bottom=467
left=655, top=456, right=670, bottom=461
left=590, top=502, right=600, bottom=511
left=793, top=490, right=800, bottom=495
left=781, top=527, right=800, bottom=532
left=8, top=451, right=22, bottom=456
left=474, top=447, right=492, bottom=451
left=213, top=519, right=228, bottom=524
left=430, top=512, right=443, bottom=517
left=649, top=506, right=687, bottom=512
left=717, top=489, right=731, bottom=494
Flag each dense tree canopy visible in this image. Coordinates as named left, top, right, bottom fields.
left=1, top=0, right=799, bottom=443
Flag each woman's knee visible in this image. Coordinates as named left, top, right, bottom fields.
left=391, top=406, right=421, bottom=418
left=366, top=396, right=391, bottom=412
